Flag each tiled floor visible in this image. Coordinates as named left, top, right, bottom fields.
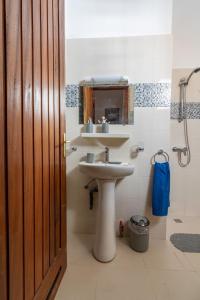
left=56, top=221, right=200, bottom=300
left=167, top=216, right=200, bottom=237
left=167, top=216, right=200, bottom=272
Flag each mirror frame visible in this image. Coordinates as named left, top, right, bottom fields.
left=82, top=85, right=129, bottom=124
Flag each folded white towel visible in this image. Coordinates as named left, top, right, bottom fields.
left=84, top=75, right=129, bottom=85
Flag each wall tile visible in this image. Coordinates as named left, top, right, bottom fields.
left=134, top=83, right=171, bottom=107
left=171, top=102, right=200, bottom=119
left=172, top=68, right=200, bottom=101
left=65, top=83, right=171, bottom=108
left=67, top=35, right=172, bottom=84
left=65, top=85, right=200, bottom=121
left=170, top=118, right=200, bottom=218
left=66, top=105, right=170, bottom=238
left=65, top=84, right=80, bottom=107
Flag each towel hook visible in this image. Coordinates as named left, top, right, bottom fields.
left=151, top=149, right=169, bottom=164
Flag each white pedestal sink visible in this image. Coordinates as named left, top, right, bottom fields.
left=79, top=162, right=134, bottom=262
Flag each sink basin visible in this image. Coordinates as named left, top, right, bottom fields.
left=79, top=161, right=134, bottom=262
left=79, top=161, right=134, bottom=179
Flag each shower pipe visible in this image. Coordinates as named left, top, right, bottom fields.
left=172, top=68, right=200, bottom=167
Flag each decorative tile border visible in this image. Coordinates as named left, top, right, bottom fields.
left=134, top=83, right=171, bottom=107
left=65, top=83, right=171, bottom=108
left=65, top=85, right=80, bottom=107
left=65, top=85, right=200, bottom=119
left=171, top=102, right=200, bottom=119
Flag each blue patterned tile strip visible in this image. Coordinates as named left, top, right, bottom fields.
left=134, top=83, right=171, bottom=107
left=65, top=84, right=200, bottom=119
left=65, top=83, right=171, bottom=108
left=65, top=85, right=80, bottom=107
left=171, top=102, right=200, bottom=119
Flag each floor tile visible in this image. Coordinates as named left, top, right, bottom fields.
left=184, top=253, right=200, bottom=271
left=95, top=266, right=156, bottom=300
left=167, top=216, right=200, bottom=271
left=56, top=265, right=97, bottom=300
left=147, top=269, right=200, bottom=300
left=56, top=233, right=200, bottom=300
left=141, top=239, right=185, bottom=270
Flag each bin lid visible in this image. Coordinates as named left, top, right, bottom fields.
left=130, top=215, right=150, bottom=227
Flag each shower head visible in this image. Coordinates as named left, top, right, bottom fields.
left=194, top=67, right=200, bottom=73
left=178, top=67, right=200, bottom=124
left=180, top=68, right=200, bottom=85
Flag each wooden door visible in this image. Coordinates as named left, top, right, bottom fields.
left=0, top=0, right=8, bottom=299
left=0, top=0, right=67, bottom=299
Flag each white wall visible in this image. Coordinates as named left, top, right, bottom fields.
left=66, top=0, right=172, bottom=39
left=67, top=108, right=170, bottom=238
left=65, top=0, right=172, bottom=239
left=170, top=0, right=200, bottom=217
left=66, top=35, right=172, bottom=84
left=173, top=0, right=200, bottom=69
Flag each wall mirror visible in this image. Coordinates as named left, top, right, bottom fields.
left=79, top=79, right=134, bottom=125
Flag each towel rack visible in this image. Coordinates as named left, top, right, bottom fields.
left=151, top=149, right=169, bottom=164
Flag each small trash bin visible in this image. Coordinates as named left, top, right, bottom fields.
left=128, top=215, right=150, bottom=252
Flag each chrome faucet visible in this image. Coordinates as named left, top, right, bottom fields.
left=105, top=147, right=110, bottom=163
left=172, top=146, right=188, bottom=156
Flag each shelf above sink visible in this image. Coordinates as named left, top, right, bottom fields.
left=80, top=133, right=130, bottom=139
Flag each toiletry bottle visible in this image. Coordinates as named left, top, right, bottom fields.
left=85, top=118, right=93, bottom=133
left=99, top=116, right=109, bottom=133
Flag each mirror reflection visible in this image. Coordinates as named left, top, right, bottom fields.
left=79, top=77, right=134, bottom=125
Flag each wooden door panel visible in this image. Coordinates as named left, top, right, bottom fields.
left=34, top=251, right=66, bottom=300
left=48, top=258, right=67, bottom=300
left=22, top=0, right=35, bottom=298
left=1, top=0, right=66, bottom=299
left=41, top=0, right=50, bottom=276
left=53, top=0, right=61, bottom=255
left=0, top=0, right=7, bottom=298
left=48, top=0, right=56, bottom=265
left=59, top=0, right=67, bottom=250
left=6, top=0, right=24, bottom=299
left=33, top=0, right=43, bottom=290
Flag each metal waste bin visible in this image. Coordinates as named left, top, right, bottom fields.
left=128, top=215, right=150, bottom=252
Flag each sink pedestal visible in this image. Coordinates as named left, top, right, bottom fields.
left=93, top=179, right=116, bottom=262
left=79, top=161, right=134, bottom=263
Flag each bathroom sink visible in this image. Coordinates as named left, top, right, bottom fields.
left=79, top=161, right=134, bottom=179
left=79, top=161, right=134, bottom=263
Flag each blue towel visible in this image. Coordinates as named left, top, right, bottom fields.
left=152, top=162, right=170, bottom=216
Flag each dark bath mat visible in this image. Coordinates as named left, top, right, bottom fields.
left=170, top=233, right=200, bottom=253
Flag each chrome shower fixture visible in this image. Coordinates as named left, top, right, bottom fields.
left=179, top=67, right=200, bottom=87
left=175, top=67, right=200, bottom=167
left=179, top=67, right=200, bottom=123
